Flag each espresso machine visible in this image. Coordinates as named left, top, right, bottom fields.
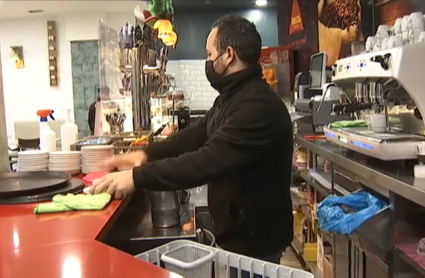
left=294, top=52, right=349, bottom=132
left=324, top=42, right=425, bottom=160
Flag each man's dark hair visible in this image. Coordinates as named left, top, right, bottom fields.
left=212, top=15, right=262, bottom=66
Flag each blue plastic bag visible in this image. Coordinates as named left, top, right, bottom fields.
left=317, top=191, right=386, bottom=235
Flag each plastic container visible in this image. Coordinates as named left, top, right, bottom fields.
left=37, top=109, right=56, bottom=152
left=136, top=240, right=314, bottom=278
left=61, top=109, right=78, bottom=151
left=161, top=245, right=215, bottom=278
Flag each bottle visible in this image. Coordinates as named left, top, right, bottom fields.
left=37, top=109, right=56, bottom=152
left=61, top=109, right=78, bottom=151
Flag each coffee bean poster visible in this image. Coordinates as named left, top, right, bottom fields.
left=318, top=0, right=375, bottom=66
left=375, top=0, right=425, bottom=26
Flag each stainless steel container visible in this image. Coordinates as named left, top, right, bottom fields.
left=148, top=190, right=191, bottom=228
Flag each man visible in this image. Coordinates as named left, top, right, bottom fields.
left=90, top=15, right=293, bottom=265
left=88, top=86, right=111, bottom=135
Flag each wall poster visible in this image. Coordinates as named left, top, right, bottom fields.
left=318, top=0, right=375, bottom=66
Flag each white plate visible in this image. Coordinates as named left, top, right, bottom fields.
left=18, top=163, right=48, bottom=166
left=49, top=151, right=81, bottom=155
left=82, top=153, right=113, bottom=156
left=49, top=162, right=81, bottom=166
left=81, top=146, right=113, bottom=152
left=18, top=156, right=49, bottom=160
left=18, top=165, right=48, bottom=169
left=49, top=164, right=81, bottom=169
left=49, top=158, right=81, bottom=161
left=18, top=158, right=49, bottom=162
left=49, top=168, right=81, bottom=171
left=18, top=169, right=48, bottom=173
left=18, top=150, right=50, bottom=155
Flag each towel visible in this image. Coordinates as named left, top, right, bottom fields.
left=83, top=172, right=109, bottom=185
left=330, top=120, right=367, bottom=128
left=33, top=193, right=112, bottom=214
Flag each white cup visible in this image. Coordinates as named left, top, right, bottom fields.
left=409, top=12, right=425, bottom=29
left=381, top=37, right=389, bottom=49
left=409, top=28, right=423, bottom=43
left=402, top=15, right=410, bottom=32
left=373, top=41, right=381, bottom=51
left=376, top=25, right=391, bottom=39
left=392, top=18, right=403, bottom=35
left=387, top=35, right=404, bottom=48
left=419, top=31, right=425, bottom=43
left=366, top=114, right=387, bottom=133
left=366, top=36, right=378, bottom=51
left=402, top=31, right=410, bottom=44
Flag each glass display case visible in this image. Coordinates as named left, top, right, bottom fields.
left=98, top=19, right=133, bottom=135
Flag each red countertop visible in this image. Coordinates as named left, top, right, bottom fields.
left=0, top=199, right=179, bottom=278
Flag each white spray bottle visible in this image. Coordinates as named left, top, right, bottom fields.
left=37, top=109, right=56, bottom=152
left=61, top=109, right=78, bottom=151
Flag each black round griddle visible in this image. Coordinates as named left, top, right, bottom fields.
left=0, top=178, right=84, bottom=204
left=0, top=172, right=71, bottom=198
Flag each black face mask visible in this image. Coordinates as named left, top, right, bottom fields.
left=205, top=52, right=230, bottom=90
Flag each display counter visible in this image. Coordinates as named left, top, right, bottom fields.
left=0, top=190, right=180, bottom=278
left=293, top=134, right=425, bottom=278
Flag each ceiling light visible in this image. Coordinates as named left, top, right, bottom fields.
left=255, top=0, right=267, bottom=7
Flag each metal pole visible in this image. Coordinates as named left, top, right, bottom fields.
left=0, top=48, right=11, bottom=173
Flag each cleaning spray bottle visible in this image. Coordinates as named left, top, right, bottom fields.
left=61, top=109, right=78, bottom=152
left=37, top=109, right=56, bottom=152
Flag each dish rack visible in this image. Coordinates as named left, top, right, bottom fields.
left=136, top=240, right=314, bottom=278
left=112, top=140, right=148, bottom=155
left=71, top=131, right=153, bottom=153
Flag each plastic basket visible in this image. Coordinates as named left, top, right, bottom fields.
left=161, top=245, right=215, bottom=278
left=136, top=240, right=314, bottom=278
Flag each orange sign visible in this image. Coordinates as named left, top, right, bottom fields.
left=289, top=0, right=304, bottom=35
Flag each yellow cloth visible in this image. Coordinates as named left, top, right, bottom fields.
left=33, top=193, right=111, bottom=214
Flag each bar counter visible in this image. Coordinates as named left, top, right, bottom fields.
left=295, top=134, right=425, bottom=277
left=0, top=192, right=180, bottom=278
left=295, top=135, right=425, bottom=206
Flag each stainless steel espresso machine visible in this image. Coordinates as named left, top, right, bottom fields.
left=295, top=52, right=349, bottom=133
left=324, top=43, right=425, bottom=160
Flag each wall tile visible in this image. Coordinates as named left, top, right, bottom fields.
left=71, top=40, right=99, bottom=138
left=167, top=59, right=218, bottom=110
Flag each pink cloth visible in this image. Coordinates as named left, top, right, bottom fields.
left=83, top=172, right=109, bottom=186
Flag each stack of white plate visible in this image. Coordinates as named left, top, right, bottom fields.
left=49, top=151, right=81, bottom=175
left=17, top=150, right=49, bottom=173
left=81, top=145, right=114, bottom=174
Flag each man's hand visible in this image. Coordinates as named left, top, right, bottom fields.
left=89, top=171, right=135, bottom=199
left=104, top=151, right=147, bottom=171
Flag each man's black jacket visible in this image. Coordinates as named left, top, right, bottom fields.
left=133, top=66, right=293, bottom=256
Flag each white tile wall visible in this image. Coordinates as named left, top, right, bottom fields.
left=167, top=60, right=218, bottom=110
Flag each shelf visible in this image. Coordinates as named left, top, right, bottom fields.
left=299, top=170, right=331, bottom=197
left=299, top=168, right=391, bottom=265
left=290, top=187, right=308, bottom=207
left=395, top=246, right=425, bottom=277
left=394, top=221, right=425, bottom=276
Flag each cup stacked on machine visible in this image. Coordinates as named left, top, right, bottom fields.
left=17, top=150, right=50, bottom=173
left=48, top=151, right=81, bottom=175
left=81, top=145, right=114, bottom=174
